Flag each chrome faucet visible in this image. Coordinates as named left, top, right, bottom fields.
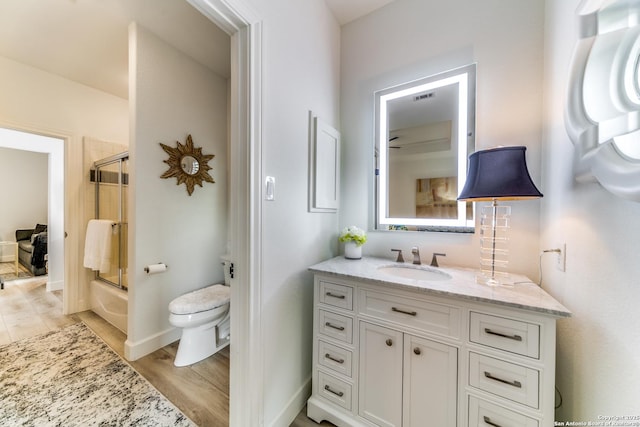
left=391, top=249, right=404, bottom=263
left=430, top=252, right=446, bottom=267
left=411, top=247, right=421, bottom=265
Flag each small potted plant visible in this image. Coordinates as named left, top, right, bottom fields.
left=339, top=225, right=367, bottom=259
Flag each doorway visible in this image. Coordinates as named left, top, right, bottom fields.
left=0, top=127, right=66, bottom=305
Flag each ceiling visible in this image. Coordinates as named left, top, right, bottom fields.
left=0, top=0, right=394, bottom=99
left=0, top=0, right=231, bottom=99
left=325, top=0, right=395, bottom=25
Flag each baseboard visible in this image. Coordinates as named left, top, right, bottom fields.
left=124, top=327, right=181, bottom=361
left=46, top=278, right=63, bottom=291
left=268, top=376, right=311, bottom=427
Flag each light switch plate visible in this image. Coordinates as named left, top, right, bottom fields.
left=265, top=176, right=275, bottom=201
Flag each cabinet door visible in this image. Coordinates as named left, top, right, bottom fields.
left=359, top=322, right=403, bottom=427
left=403, top=334, right=458, bottom=427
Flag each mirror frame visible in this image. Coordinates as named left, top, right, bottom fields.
left=375, top=63, right=476, bottom=232
left=160, top=134, right=215, bottom=196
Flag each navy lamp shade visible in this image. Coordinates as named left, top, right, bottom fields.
left=458, top=146, right=542, bottom=286
left=458, top=146, right=543, bottom=201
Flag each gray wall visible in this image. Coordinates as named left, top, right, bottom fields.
left=0, top=147, right=48, bottom=244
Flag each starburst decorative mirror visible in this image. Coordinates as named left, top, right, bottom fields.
left=159, top=134, right=215, bottom=195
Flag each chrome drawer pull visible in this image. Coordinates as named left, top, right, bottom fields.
left=325, top=322, right=345, bottom=331
left=483, top=416, right=502, bottom=427
left=324, top=384, right=344, bottom=397
left=325, top=292, right=346, bottom=299
left=324, top=353, right=345, bottom=364
left=391, top=307, right=417, bottom=316
left=484, top=328, right=523, bottom=341
left=484, top=371, right=522, bottom=388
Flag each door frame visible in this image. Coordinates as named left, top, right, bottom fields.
left=187, top=1, right=264, bottom=425
left=0, top=124, right=67, bottom=304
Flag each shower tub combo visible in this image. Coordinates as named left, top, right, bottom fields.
left=89, top=152, right=129, bottom=333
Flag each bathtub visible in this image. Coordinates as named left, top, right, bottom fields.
left=89, top=279, right=127, bottom=334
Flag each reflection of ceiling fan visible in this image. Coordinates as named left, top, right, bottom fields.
left=388, top=136, right=451, bottom=154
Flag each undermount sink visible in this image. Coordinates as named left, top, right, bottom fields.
left=377, top=264, right=452, bottom=281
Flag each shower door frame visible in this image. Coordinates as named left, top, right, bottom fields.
left=93, top=151, right=128, bottom=290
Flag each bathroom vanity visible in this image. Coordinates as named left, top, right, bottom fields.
left=307, top=256, right=570, bottom=427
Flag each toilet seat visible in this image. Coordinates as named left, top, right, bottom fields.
left=169, top=284, right=230, bottom=315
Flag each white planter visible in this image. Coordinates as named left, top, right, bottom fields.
left=344, top=241, right=362, bottom=260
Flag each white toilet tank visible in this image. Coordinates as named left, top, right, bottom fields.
left=221, top=254, right=232, bottom=285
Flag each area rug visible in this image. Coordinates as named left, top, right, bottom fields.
left=0, top=323, right=195, bottom=426
left=0, top=261, right=33, bottom=282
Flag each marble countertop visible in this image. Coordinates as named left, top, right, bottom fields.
left=309, top=256, right=571, bottom=318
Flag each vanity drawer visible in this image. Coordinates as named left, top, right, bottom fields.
left=318, top=310, right=353, bottom=344
left=470, top=312, right=540, bottom=359
left=359, top=289, right=460, bottom=339
left=468, top=395, right=539, bottom=427
left=469, top=352, right=539, bottom=408
left=317, top=371, right=352, bottom=411
left=318, top=280, right=353, bottom=311
left=318, top=340, right=353, bottom=378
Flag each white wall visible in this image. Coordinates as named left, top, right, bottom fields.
left=542, top=0, right=640, bottom=419
left=238, top=0, right=341, bottom=425
left=0, top=55, right=128, bottom=308
left=0, top=147, right=48, bottom=243
left=340, top=0, right=545, bottom=279
left=126, top=23, right=229, bottom=359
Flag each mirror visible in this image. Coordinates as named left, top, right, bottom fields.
left=181, top=155, right=200, bottom=175
left=375, top=64, right=476, bottom=232
left=160, top=134, right=215, bottom=196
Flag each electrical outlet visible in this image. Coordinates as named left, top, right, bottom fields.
left=556, top=243, right=566, bottom=272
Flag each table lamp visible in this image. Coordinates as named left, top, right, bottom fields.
left=458, top=146, right=543, bottom=286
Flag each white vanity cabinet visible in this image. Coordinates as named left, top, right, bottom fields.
left=359, top=322, right=458, bottom=427
left=358, top=287, right=460, bottom=427
left=307, top=257, right=571, bottom=427
left=358, top=322, right=403, bottom=426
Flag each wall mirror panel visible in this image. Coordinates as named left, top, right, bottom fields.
left=375, top=63, right=476, bottom=232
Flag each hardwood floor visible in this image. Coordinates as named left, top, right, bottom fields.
left=82, top=310, right=333, bottom=427
left=78, top=310, right=230, bottom=427
left=0, top=278, right=328, bottom=426
left=289, top=406, right=336, bottom=427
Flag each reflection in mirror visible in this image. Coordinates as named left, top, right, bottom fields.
left=375, top=64, right=476, bottom=232
left=181, top=155, right=200, bottom=175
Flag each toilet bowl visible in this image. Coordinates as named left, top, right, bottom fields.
left=169, top=256, right=232, bottom=367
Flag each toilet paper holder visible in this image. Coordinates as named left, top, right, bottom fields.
left=144, top=263, right=168, bottom=274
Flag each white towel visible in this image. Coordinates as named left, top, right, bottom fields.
left=83, top=219, right=113, bottom=273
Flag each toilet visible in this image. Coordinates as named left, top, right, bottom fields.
left=168, top=255, right=232, bottom=367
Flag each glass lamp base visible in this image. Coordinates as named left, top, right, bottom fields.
left=476, top=272, right=514, bottom=287
left=477, top=202, right=512, bottom=287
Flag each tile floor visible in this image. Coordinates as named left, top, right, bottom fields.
left=0, top=276, right=80, bottom=345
